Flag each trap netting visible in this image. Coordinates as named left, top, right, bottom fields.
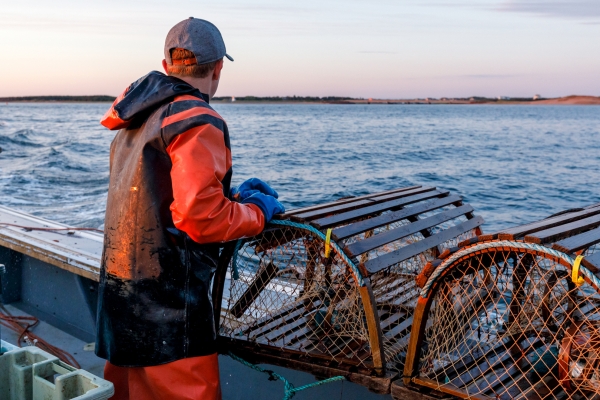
left=218, top=196, right=481, bottom=379
left=360, top=204, right=479, bottom=375
left=407, top=241, right=600, bottom=400
left=219, top=222, right=376, bottom=372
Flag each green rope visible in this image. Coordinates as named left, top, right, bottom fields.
left=228, top=352, right=345, bottom=400
left=268, top=219, right=365, bottom=286
left=230, top=220, right=365, bottom=286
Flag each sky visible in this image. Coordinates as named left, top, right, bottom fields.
left=0, top=0, right=599, bottom=98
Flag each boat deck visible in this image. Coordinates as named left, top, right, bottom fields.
left=0, top=205, right=390, bottom=399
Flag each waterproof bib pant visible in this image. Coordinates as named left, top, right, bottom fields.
left=104, top=354, right=221, bottom=400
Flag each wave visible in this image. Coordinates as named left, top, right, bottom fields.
left=2, top=103, right=600, bottom=233
left=0, top=129, right=46, bottom=148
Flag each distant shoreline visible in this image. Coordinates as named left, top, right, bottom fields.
left=0, top=96, right=116, bottom=103
left=1, top=95, right=599, bottom=105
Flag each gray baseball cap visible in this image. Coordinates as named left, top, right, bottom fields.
left=164, top=17, right=234, bottom=65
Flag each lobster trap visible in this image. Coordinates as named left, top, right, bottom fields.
left=402, top=201, right=600, bottom=399
left=212, top=185, right=483, bottom=391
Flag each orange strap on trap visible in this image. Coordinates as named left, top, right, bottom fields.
left=572, top=255, right=585, bottom=287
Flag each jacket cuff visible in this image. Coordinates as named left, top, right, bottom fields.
left=245, top=203, right=266, bottom=230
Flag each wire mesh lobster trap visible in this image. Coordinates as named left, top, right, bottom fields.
left=212, top=185, right=483, bottom=391
left=402, top=201, right=600, bottom=399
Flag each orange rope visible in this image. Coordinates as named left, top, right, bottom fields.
left=0, top=224, right=98, bottom=367
left=0, top=305, right=80, bottom=368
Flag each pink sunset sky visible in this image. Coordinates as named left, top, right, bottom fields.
left=1, top=0, right=599, bottom=99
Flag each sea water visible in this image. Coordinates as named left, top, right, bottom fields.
left=0, top=102, right=599, bottom=232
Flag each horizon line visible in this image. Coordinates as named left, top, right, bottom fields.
left=1, top=94, right=599, bottom=101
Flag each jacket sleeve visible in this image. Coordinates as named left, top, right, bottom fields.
left=166, top=124, right=265, bottom=244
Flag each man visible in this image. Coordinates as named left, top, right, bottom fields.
left=96, top=17, right=285, bottom=400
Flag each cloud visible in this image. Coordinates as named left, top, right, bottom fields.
left=499, top=0, right=600, bottom=20
left=426, top=73, right=526, bottom=81
left=357, top=51, right=398, bottom=54
left=462, top=74, right=518, bottom=79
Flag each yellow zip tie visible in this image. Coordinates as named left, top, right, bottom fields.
left=324, top=228, right=332, bottom=258
left=572, top=255, right=585, bottom=287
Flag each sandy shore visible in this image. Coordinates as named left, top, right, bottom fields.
left=526, top=95, right=600, bottom=105
left=348, top=95, right=600, bottom=105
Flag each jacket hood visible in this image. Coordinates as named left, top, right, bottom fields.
left=101, top=71, right=206, bottom=130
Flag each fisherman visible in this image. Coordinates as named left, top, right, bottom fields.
left=95, top=18, right=285, bottom=400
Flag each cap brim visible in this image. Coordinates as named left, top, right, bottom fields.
left=225, top=53, right=234, bottom=62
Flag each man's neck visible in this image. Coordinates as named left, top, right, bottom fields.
left=174, top=75, right=216, bottom=100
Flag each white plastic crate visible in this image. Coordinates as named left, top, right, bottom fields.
left=0, top=341, right=114, bottom=400
left=1, top=339, right=17, bottom=354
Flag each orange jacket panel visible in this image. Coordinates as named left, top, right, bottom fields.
left=101, top=87, right=131, bottom=130
left=166, top=124, right=265, bottom=243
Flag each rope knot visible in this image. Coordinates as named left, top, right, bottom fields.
left=265, top=369, right=278, bottom=381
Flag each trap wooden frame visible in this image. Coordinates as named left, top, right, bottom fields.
left=401, top=201, right=600, bottom=399
left=211, top=185, right=483, bottom=394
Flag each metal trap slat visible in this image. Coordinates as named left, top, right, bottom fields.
left=280, top=185, right=422, bottom=218
left=584, top=251, right=600, bottom=272
left=374, top=277, right=416, bottom=304
left=428, top=338, right=511, bottom=383
left=345, top=204, right=472, bottom=257
left=332, top=194, right=463, bottom=241
left=247, top=300, right=322, bottom=339
left=496, top=207, right=600, bottom=240
left=552, top=226, right=600, bottom=254
left=259, top=313, right=315, bottom=345
left=525, top=213, right=600, bottom=244
left=364, top=216, right=484, bottom=274
left=378, top=285, right=420, bottom=310
left=313, top=189, right=449, bottom=230
left=458, top=338, right=544, bottom=393
left=291, top=186, right=435, bottom=221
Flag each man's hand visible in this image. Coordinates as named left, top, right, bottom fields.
left=242, top=193, right=285, bottom=222
left=231, top=178, right=279, bottom=202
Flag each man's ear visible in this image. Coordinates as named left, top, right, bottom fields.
left=212, top=59, right=224, bottom=81
left=162, top=59, right=169, bottom=74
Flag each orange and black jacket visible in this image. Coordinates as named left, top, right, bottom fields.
left=95, top=71, right=264, bottom=367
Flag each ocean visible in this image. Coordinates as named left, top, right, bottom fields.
left=0, top=102, right=599, bottom=233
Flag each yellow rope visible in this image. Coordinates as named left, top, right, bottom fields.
left=572, top=255, right=585, bottom=287
left=324, top=228, right=332, bottom=258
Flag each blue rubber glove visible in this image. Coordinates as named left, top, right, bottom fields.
left=231, top=178, right=279, bottom=202
left=242, top=192, right=285, bottom=222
